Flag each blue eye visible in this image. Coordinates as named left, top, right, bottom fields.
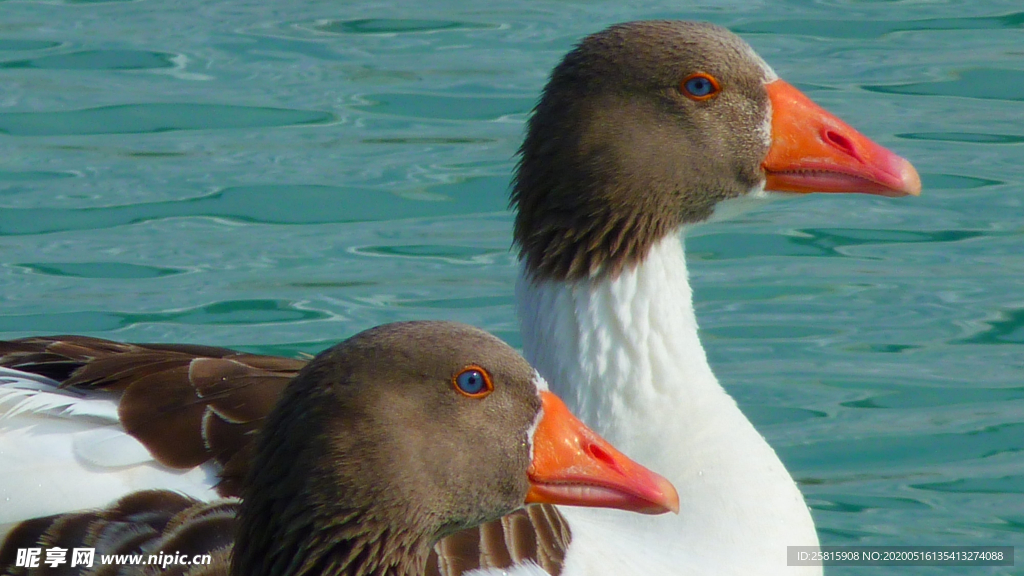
left=456, top=370, right=485, bottom=394
left=685, top=77, right=712, bottom=96
left=454, top=366, right=492, bottom=397
left=681, top=74, right=719, bottom=100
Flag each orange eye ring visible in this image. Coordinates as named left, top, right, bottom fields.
left=680, top=73, right=721, bottom=101
left=453, top=365, right=494, bottom=398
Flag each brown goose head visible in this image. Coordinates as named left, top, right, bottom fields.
left=233, top=321, right=677, bottom=576
left=513, top=21, right=921, bottom=282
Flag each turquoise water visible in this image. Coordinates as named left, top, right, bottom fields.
left=0, top=0, right=1021, bottom=573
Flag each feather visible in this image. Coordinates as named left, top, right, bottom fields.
left=0, top=382, right=118, bottom=424
left=73, top=427, right=154, bottom=468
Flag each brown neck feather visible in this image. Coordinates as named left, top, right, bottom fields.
left=230, top=360, right=436, bottom=576
left=512, top=89, right=689, bottom=283
left=234, top=507, right=431, bottom=576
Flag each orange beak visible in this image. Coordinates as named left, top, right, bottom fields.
left=763, top=80, right=921, bottom=197
left=525, top=391, right=680, bottom=515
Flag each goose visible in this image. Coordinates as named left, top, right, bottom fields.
left=507, top=19, right=918, bottom=576
left=0, top=321, right=678, bottom=576
left=0, top=20, right=921, bottom=576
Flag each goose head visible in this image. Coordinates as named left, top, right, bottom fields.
left=513, top=20, right=920, bottom=282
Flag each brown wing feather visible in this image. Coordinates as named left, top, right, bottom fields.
left=0, top=491, right=236, bottom=576
left=0, top=336, right=301, bottom=497
left=2, top=498, right=569, bottom=576
left=428, top=505, right=570, bottom=576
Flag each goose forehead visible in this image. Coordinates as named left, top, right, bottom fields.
left=742, top=41, right=779, bottom=84
left=647, top=22, right=775, bottom=79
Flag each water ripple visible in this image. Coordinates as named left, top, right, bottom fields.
left=0, top=50, right=175, bottom=70
left=690, top=228, right=986, bottom=260
left=733, top=12, right=1024, bottom=39
left=782, top=423, right=1024, bottom=472
left=0, top=299, right=328, bottom=333
left=353, top=93, right=534, bottom=121
left=841, top=387, right=1024, bottom=409
left=899, top=132, right=1024, bottom=144
left=354, top=244, right=505, bottom=264
left=744, top=405, right=828, bottom=427
left=0, top=104, right=332, bottom=136
left=313, top=19, right=499, bottom=35
left=864, top=69, right=1024, bottom=102
left=0, top=39, right=61, bottom=51
left=958, top=308, right=1024, bottom=344
left=0, top=178, right=509, bottom=235
left=920, top=173, right=1004, bottom=189
left=16, top=262, right=185, bottom=279
left=0, top=170, right=77, bottom=183
left=914, top=475, right=1024, bottom=494
left=810, top=494, right=931, bottom=513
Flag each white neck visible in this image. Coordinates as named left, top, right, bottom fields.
left=515, top=232, right=820, bottom=575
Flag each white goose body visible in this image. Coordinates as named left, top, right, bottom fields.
left=516, top=233, right=818, bottom=575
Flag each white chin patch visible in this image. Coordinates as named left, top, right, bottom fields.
left=758, top=88, right=773, bottom=149
left=525, top=372, right=549, bottom=463
left=531, top=371, right=550, bottom=392
left=526, top=406, right=543, bottom=464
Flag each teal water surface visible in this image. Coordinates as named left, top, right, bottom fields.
left=0, top=0, right=1021, bottom=574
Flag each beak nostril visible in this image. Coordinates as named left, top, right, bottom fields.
left=823, top=130, right=862, bottom=162
left=587, top=443, right=621, bottom=473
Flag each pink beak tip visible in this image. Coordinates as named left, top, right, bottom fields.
left=898, top=158, right=923, bottom=197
